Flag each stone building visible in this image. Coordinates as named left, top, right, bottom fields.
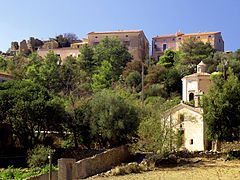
left=37, top=38, right=88, bottom=61
left=88, top=30, right=149, bottom=61
left=37, top=47, right=81, bottom=60
left=152, top=30, right=224, bottom=60
left=163, top=61, right=211, bottom=151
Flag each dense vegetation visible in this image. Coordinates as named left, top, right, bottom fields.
left=0, top=37, right=240, bottom=169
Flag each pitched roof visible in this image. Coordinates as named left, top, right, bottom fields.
left=153, top=31, right=221, bottom=39
left=182, top=72, right=211, bottom=79
left=152, top=34, right=176, bottom=39
left=88, top=30, right=143, bottom=35
left=163, top=102, right=203, bottom=119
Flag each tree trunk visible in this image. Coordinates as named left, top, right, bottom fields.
left=215, top=139, right=221, bottom=152
left=73, top=128, right=78, bottom=148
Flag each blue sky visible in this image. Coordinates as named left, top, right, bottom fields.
left=0, top=0, right=239, bottom=52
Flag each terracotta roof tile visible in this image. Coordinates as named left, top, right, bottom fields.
left=153, top=34, right=176, bottom=39
left=153, top=31, right=221, bottom=39
left=88, top=30, right=143, bottom=35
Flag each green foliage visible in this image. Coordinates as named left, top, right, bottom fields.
left=78, top=44, right=95, bottom=75
left=126, top=71, right=141, bottom=91
left=0, top=165, right=58, bottom=180
left=56, top=33, right=78, bottom=47
left=38, top=51, right=62, bottom=94
left=203, top=69, right=240, bottom=141
left=61, top=138, right=75, bottom=148
left=135, top=99, right=181, bottom=159
left=145, top=64, right=167, bottom=85
left=158, top=48, right=176, bottom=67
left=24, top=52, right=43, bottom=83
left=0, top=80, right=64, bottom=149
left=178, top=37, right=215, bottom=74
left=222, top=151, right=240, bottom=160
left=0, top=56, right=11, bottom=72
left=164, top=68, right=182, bottom=95
left=92, top=60, right=113, bottom=91
left=93, top=37, right=132, bottom=81
left=144, top=84, right=168, bottom=99
left=27, top=145, right=53, bottom=168
left=87, top=90, right=140, bottom=147
left=122, top=59, right=143, bottom=78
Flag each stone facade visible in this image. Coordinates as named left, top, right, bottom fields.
left=88, top=30, right=149, bottom=61
left=23, top=171, right=58, bottom=180
left=152, top=30, right=224, bottom=60
left=41, top=38, right=59, bottom=49
left=164, top=61, right=211, bottom=151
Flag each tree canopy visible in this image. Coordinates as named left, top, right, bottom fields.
left=0, top=80, right=64, bottom=149
left=203, top=69, right=240, bottom=141
left=93, top=37, right=132, bottom=81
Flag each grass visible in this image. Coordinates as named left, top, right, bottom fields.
left=0, top=164, right=58, bottom=180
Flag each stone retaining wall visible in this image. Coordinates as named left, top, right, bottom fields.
left=23, top=171, right=58, bottom=180
left=58, top=145, right=131, bottom=180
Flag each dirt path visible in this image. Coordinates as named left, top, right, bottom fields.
left=91, top=159, right=240, bottom=180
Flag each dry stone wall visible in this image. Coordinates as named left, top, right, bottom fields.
left=23, top=171, right=58, bottom=180
left=58, top=146, right=131, bottom=179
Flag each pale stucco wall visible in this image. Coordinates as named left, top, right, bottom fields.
left=167, top=106, right=204, bottom=151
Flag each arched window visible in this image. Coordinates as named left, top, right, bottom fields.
left=189, top=93, right=194, bottom=101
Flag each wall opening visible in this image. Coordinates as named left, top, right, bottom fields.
left=189, top=93, right=194, bottom=101
left=163, top=44, right=167, bottom=51
left=190, top=139, right=193, bottom=145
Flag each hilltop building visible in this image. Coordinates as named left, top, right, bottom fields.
left=37, top=38, right=88, bottom=60
left=152, top=30, right=224, bottom=60
left=164, top=61, right=211, bottom=151
left=88, top=30, right=149, bottom=61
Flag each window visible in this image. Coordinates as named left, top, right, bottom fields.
left=95, top=36, right=98, bottom=38
left=123, top=41, right=130, bottom=47
left=177, top=42, right=181, bottom=47
left=178, top=114, right=184, bottom=124
left=126, top=35, right=128, bottom=37
left=154, top=44, right=157, bottom=49
left=190, top=139, right=193, bottom=145
left=172, top=38, right=175, bottom=41
left=197, top=36, right=200, bottom=39
left=157, top=56, right=160, bottom=62
left=93, top=42, right=99, bottom=47
left=180, top=114, right=184, bottom=123
left=178, top=37, right=182, bottom=40
left=208, top=35, right=212, bottom=38
left=163, top=44, right=167, bottom=51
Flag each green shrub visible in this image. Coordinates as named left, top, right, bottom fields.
left=222, top=151, right=240, bottom=160
left=144, top=84, right=168, bottom=99
left=0, top=165, right=58, bottom=180
left=27, top=145, right=54, bottom=168
left=61, top=139, right=75, bottom=148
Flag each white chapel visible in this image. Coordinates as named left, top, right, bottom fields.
left=164, top=61, right=211, bottom=151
